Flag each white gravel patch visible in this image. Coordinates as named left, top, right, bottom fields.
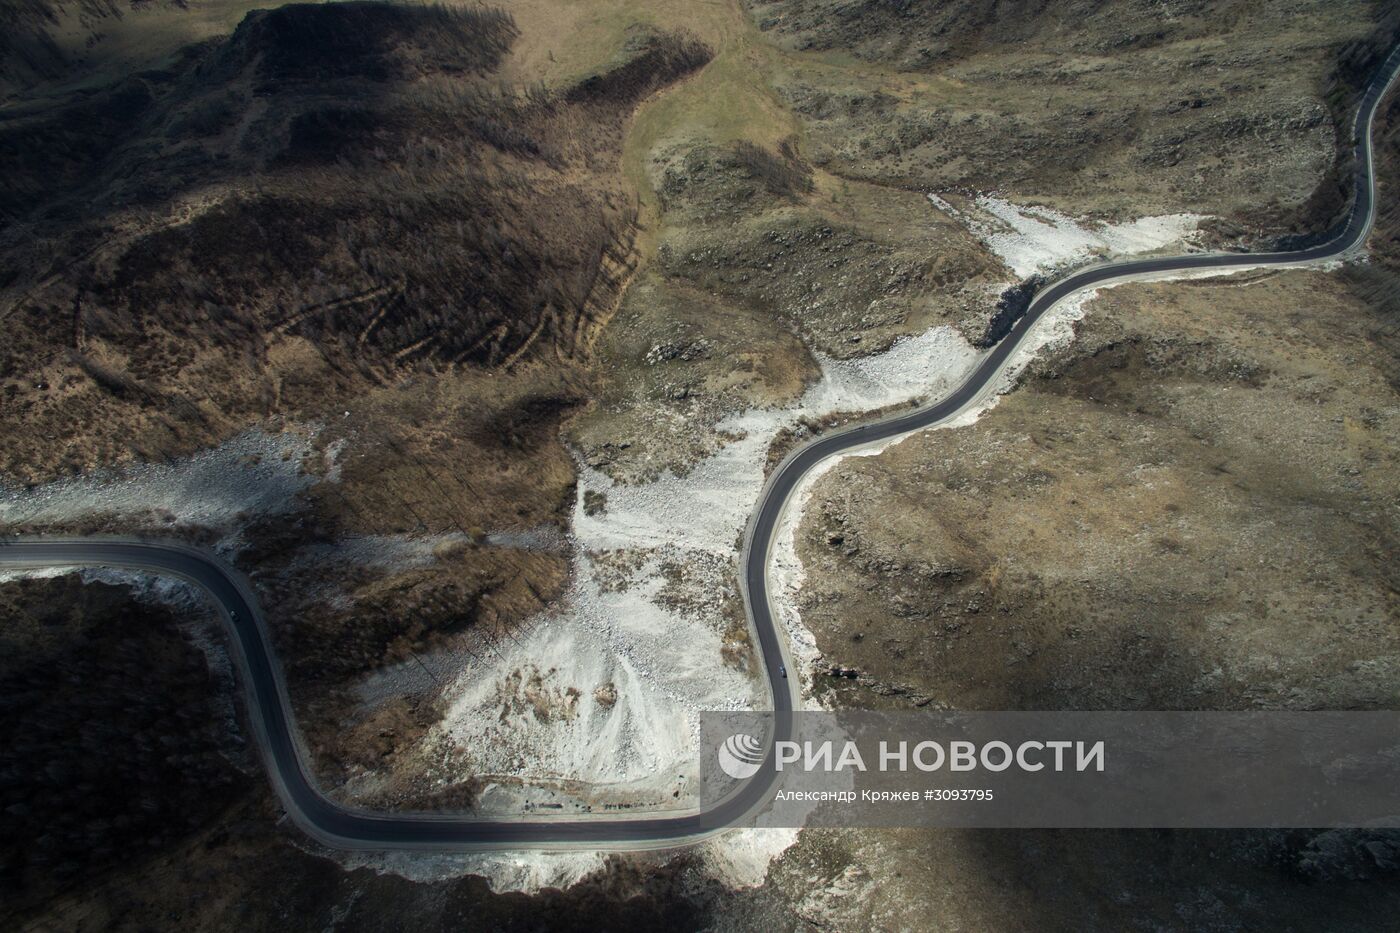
left=339, top=848, right=609, bottom=893
left=699, top=827, right=801, bottom=888
left=407, top=323, right=983, bottom=888
left=576, top=325, right=982, bottom=558
left=0, top=426, right=332, bottom=551
left=929, top=193, right=1207, bottom=278
left=0, top=564, right=204, bottom=611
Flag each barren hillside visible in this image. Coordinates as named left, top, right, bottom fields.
left=1, top=2, right=708, bottom=483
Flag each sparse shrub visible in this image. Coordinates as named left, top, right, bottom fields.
left=732, top=138, right=814, bottom=198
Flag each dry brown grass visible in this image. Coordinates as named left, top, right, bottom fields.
left=0, top=3, right=710, bottom=486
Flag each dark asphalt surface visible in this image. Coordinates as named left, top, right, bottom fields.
left=3, top=44, right=1398, bottom=850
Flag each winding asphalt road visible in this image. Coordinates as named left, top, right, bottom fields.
left=3, top=44, right=1399, bottom=851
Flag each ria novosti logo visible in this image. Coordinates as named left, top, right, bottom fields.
left=717, top=733, right=765, bottom=779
